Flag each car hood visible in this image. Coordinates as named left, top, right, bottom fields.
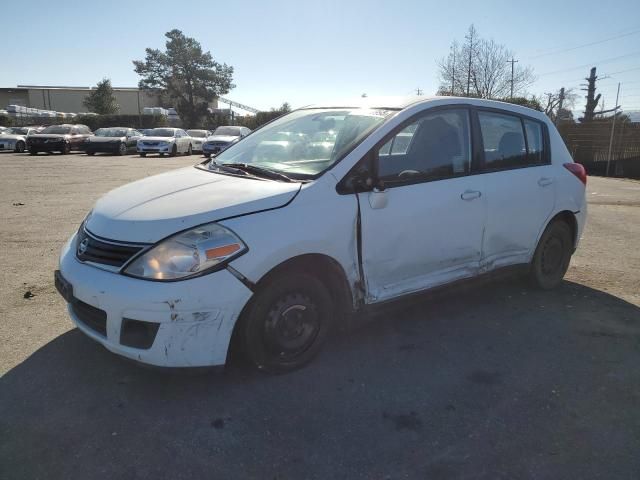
left=86, top=166, right=301, bottom=243
left=140, top=136, right=176, bottom=142
left=87, top=136, right=125, bottom=142
left=30, top=134, right=69, bottom=140
left=205, top=135, right=238, bottom=143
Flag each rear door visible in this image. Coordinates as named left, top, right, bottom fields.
left=476, top=109, right=555, bottom=270
left=359, top=107, right=487, bottom=303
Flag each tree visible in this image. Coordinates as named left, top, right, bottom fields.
left=83, top=78, right=119, bottom=114
left=539, top=88, right=578, bottom=122
left=133, top=29, right=234, bottom=127
left=437, top=25, right=535, bottom=99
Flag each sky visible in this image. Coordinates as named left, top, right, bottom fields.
left=3, top=0, right=640, bottom=114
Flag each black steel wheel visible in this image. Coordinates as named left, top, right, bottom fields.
left=240, top=272, right=334, bottom=373
left=529, top=220, right=573, bottom=290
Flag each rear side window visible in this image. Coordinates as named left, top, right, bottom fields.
left=524, top=119, right=544, bottom=164
left=377, top=109, right=472, bottom=183
left=478, top=111, right=547, bottom=170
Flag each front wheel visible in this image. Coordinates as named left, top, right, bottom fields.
left=118, top=142, right=127, bottom=156
left=61, top=143, right=71, bottom=155
left=240, top=273, right=334, bottom=373
left=204, top=153, right=211, bottom=158
left=29, top=149, right=38, bottom=156
left=15, top=141, right=25, bottom=153
left=139, top=152, right=146, bottom=157
left=169, top=144, right=177, bottom=157
left=185, top=144, right=192, bottom=156
left=529, top=220, right=573, bottom=290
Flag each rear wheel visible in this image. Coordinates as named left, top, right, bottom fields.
left=87, top=151, right=95, bottom=156
left=118, top=142, right=127, bottom=156
left=186, top=144, right=192, bottom=156
left=61, top=143, right=71, bottom=155
left=204, top=153, right=211, bottom=158
left=29, top=149, right=38, bottom=156
left=529, top=220, right=573, bottom=290
left=240, top=273, right=334, bottom=373
left=15, top=141, right=25, bottom=153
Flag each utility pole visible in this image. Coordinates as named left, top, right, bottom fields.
left=507, top=57, right=519, bottom=98
left=605, top=82, right=621, bottom=177
left=466, top=38, right=473, bottom=96
left=555, top=87, right=565, bottom=126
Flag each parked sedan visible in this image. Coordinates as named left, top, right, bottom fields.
left=55, top=96, right=587, bottom=373
left=28, top=124, right=93, bottom=155
left=202, top=126, right=251, bottom=157
left=186, top=129, right=211, bottom=153
left=84, top=127, right=143, bottom=156
left=137, top=128, right=192, bottom=157
left=0, top=126, right=40, bottom=153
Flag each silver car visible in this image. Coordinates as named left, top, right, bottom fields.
left=0, top=126, right=41, bottom=153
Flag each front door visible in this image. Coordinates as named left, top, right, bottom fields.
left=359, top=107, right=487, bottom=303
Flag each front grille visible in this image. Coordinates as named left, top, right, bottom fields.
left=76, top=229, right=145, bottom=268
left=72, top=299, right=107, bottom=336
left=120, top=318, right=160, bottom=349
left=205, top=141, right=228, bottom=147
left=143, top=141, right=159, bottom=146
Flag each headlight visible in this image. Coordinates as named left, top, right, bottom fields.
left=123, top=223, right=247, bottom=281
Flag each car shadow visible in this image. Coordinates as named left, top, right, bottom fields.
left=2, top=279, right=639, bottom=479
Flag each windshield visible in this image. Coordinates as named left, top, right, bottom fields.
left=7, top=127, right=29, bottom=135
left=95, top=128, right=128, bottom=137
left=213, top=127, right=241, bottom=136
left=148, top=128, right=176, bottom=137
left=41, top=125, right=71, bottom=134
left=187, top=130, right=208, bottom=137
left=210, top=108, right=393, bottom=177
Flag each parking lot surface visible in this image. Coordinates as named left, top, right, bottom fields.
left=1, top=152, right=639, bottom=479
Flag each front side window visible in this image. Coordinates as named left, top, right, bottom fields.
left=211, top=108, right=394, bottom=178
left=377, top=109, right=471, bottom=183
left=41, top=126, right=71, bottom=134
left=478, top=112, right=528, bottom=170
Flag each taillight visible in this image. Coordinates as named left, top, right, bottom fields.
left=563, top=163, right=587, bottom=185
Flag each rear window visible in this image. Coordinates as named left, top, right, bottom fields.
left=40, top=126, right=71, bottom=134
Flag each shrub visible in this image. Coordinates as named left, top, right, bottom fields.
left=0, top=115, right=12, bottom=127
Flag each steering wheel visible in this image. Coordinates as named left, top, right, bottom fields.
left=398, top=169, right=421, bottom=178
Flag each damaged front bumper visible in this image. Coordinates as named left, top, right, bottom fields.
left=57, top=236, right=253, bottom=367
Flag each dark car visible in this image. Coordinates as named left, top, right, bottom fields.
left=84, top=127, right=143, bottom=156
left=202, top=126, right=251, bottom=158
left=28, top=124, right=93, bottom=155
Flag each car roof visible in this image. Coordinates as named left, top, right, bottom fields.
left=302, top=95, right=549, bottom=121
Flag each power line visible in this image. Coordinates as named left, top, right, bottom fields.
left=528, top=28, right=640, bottom=59
left=538, top=51, right=640, bottom=76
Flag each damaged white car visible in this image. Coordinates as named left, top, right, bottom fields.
left=56, top=96, right=587, bottom=373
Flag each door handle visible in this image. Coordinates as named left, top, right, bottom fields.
left=461, top=190, right=482, bottom=201
left=538, top=177, right=553, bottom=187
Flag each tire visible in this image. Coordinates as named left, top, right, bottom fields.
left=87, top=151, right=95, bottom=156
left=118, top=142, right=127, bottom=156
left=204, top=153, right=211, bottom=158
left=529, top=220, right=573, bottom=290
left=186, top=144, right=192, bottom=156
left=139, top=153, right=146, bottom=158
left=61, top=143, right=71, bottom=155
left=240, top=272, right=334, bottom=373
left=29, top=149, right=38, bottom=156
left=15, top=141, right=25, bottom=153
left=169, top=144, right=178, bottom=157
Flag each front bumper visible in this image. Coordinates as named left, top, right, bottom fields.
left=58, top=235, right=253, bottom=367
left=30, top=141, right=65, bottom=151
left=202, top=143, right=229, bottom=155
left=138, top=143, right=171, bottom=153
left=85, top=141, right=121, bottom=153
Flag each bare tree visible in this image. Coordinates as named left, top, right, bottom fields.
left=437, top=25, right=535, bottom=99
left=539, top=88, right=578, bottom=121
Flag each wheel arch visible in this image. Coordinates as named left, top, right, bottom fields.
left=227, top=253, right=355, bottom=361
left=542, top=210, right=578, bottom=249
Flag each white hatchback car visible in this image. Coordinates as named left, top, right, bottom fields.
left=56, top=96, right=587, bottom=373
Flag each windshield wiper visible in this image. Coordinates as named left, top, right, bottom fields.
left=219, top=163, right=294, bottom=182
